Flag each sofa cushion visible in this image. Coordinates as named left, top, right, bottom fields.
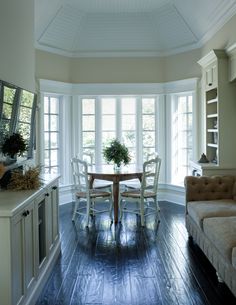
left=203, top=216, right=236, bottom=265
left=187, top=200, right=236, bottom=228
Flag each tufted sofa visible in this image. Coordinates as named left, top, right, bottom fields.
left=184, top=175, right=236, bottom=297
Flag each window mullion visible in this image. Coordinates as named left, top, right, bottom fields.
left=116, top=97, right=121, bottom=141
left=95, top=97, right=102, bottom=165
left=136, top=96, right=142, bottom=165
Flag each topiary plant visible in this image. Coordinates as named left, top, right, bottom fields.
left=103, top=139, right=131, bottom=168
left=1, top=132, right=27, bottom=159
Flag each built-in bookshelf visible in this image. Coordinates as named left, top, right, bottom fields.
left=191, top=49, right=236, bottom=176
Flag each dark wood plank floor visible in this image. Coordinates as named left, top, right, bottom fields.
left=36, top=201, right=236, bottom=305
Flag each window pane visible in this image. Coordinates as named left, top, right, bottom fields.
left=121, top=98, right=135, bottom=114
left=50, top=132, right=59, bottom=149
left=82, top=99, right=95, bottom=114
left=102, top=115, right=116, bottom=130
left=50, top=149, right=58, bottom=166
left=44, top=97, right=49, bottom=113
left=45, top=131, right=50, bottom=149
left=50, top=98, right=59, bottom=114
left=122, top=131, right=135, bottom=147
left=44, top=150, right=50, bottom=166
left=122, top=115, right=135, bottom=130
left=44, top=115, right=49, bottom=131
left=102, top=132, right=116, bottom=146
left=143, top=115, right=155, bottom=130
left=18, top=123, right=31, bottom=140
left=102, top=98, right=116, bottom=114
left=143, top=131, right=155, bottom=147
left=143, top=148, right=155, bottom=160
left=50, top=115, right=58, bottom=131
left=142, top=98, right=155, bottom=114
left=19, top=107, right=32, bottom=123
left=83, top=132, right=95, bottom=147
left=4, top=87, right=15, bottom=104
left=2, top=103, right=12, bottom=119
left=21, top=90, right=34, bottom=107
left=82, top=115, right=95, bottom=131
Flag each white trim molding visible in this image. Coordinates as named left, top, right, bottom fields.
left=39, top=78, right=198, bottom=96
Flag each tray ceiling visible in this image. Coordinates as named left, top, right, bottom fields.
left=35, top=0, right=236, bottom=57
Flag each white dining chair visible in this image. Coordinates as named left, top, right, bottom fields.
left=71, top=157, right=113, bottom=226
left=119, top=156, right=161, bottom=226
left=123, top=152, right=159, bottom=190
left=82, top=151, right=112, bottom=191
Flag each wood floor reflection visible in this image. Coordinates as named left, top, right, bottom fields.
left=36, top=201, right=236, bottom=305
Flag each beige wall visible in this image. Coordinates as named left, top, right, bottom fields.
left=36, top=50, right=71, bottom=83
left=35, top=50, right=202, bottom=84
left=70, top=57, right=165, bottom=83
left=0, top=0, right=35, bottom=92
left=163, top=49, right=202, bottom=82
left=35, top=13, right=236, bottom=84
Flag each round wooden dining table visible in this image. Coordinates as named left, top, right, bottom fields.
left=87, top=165, right=143, bottom=223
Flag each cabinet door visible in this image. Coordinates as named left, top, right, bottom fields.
left=45, top=183, right=59, bottom=254
left=11, top=201, right=36, bottom=305
left=35, top=192, right=47, bottom=271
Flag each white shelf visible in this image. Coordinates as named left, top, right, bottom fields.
left=207, top=98, right=218, bottom=104
left=207, top=129, right=218, bottom=132
left=207, top=114, right=218, bottom=118
left=207, top=143, right=218, bottom=148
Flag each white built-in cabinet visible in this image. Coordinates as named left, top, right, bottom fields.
left=191, top=49, right=236, bottom=176
left=0, top=174, right=60, bottom=305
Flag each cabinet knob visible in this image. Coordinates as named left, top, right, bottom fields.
left=52, top=186, right=57, bottom=190
left=22, top=211, right=27, bottom=217
left=208, top=83, right=212, bottom=86
left=45, top=193, right=49, bottom=197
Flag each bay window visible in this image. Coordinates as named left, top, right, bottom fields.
left=41, top=80, right=196, bottom=194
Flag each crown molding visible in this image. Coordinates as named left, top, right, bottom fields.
left=197, top=49, right=227, bottom=67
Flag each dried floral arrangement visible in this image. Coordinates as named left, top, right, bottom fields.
left=8, top=166, right=42, bottom=190
left=0, top=163, right=6, bottom=179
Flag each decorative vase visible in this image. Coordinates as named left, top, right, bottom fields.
left=114, top=163, right=121, bottom=172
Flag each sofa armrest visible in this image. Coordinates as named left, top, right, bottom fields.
left=184, top=175, right=235, bottom=203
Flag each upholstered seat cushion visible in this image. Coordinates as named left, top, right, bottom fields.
left=121, top=189, right=156, bottom=198
left=203, top=216, right=236, bottom=265
left=76, top=189, right=111, bottom=198
left=187, top=200, right=236, bottom=228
